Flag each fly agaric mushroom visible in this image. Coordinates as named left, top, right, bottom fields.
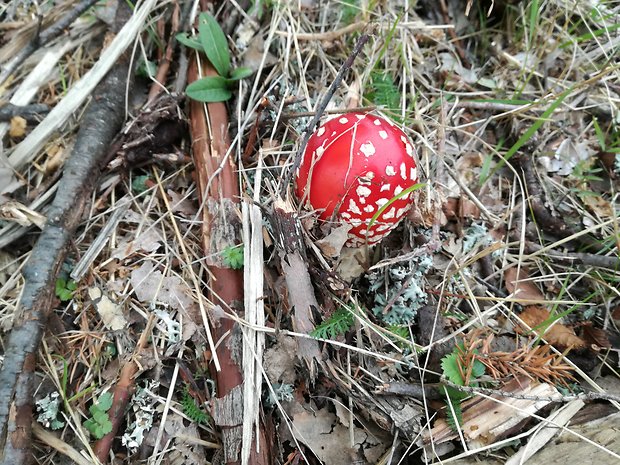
left=295, top=112, right=418, bottom=246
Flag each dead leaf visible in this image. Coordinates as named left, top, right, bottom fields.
left=517, top=305, right=585, bottom=349
left=9, top=116, right=27, bottom=138
left=167, top=189, right=197, bottom=216
left=112, top=228, right=163, bottom=260
left=88, top=287, right=128, bottom=331
left=130, top=261, right=198, bottom=314
left=0, top=200, right=46, bottom=228
left=316, top=223, right=351, bottom=257
left=504, top=267, right=545, bottom=302
left=290, top=404, right=387, bottom=465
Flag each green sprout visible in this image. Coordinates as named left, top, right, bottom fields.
left=84, top=392, right=113, bottom=439
left=177, top=13, right=253, bottom=102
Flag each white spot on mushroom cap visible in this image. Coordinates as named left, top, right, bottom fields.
left=348, top=199, right=362, bottom=215
left=317, top=126, right=326, bottom=137
left=331, top=131, right=337, bottom=136
left=376, top=224, right=392, bottom=232
left=380, top=184, right=391, bottom=192
left=406, top=143, right=413, bottom=157
left=396, top=206, right=411, bottom=217
left=400, top=162, right=407, bottom=180
left=363, top=205, right=374, bottom=213
left=375, top=198, right=389, bottom=208
left=341, top=212, right=352, bottom=219
left=355, top=114, right=365, bottom=120
left=410, top=167, right=418, bottom=181
left=394, top=185, right=404, bottom=196
left=316, top=146, right=325, bottom=157
left=382, top=207, right=396, bottom=219
left=356, top=185, right=372, bottom=198
left=379, top=130, right=388, bottom=140
left=386, top=165, right=396, bottom=176
left=350, top=218, right=362, bottom=227
left=339, top=117, right=349, bottom=124
left=373, top=119, right=381, bottom=126
left=360, top=142, right=376, bottom=157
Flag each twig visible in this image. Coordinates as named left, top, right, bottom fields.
left=32, top=423, right=93, bottom=465
left=512, top=152, right=603, bottom=251
left=275, top=21, right=366, bottom=41
left=93, top=315, right=156, bottom=462
left=0, top=0, right=100, bottom=86
left=0, top=103, right=49, bottom=122
left=280, top=31, right=370, bottom=196
left=442, top=378, right=620, bottom=404
left=146, top=2, right=181, bottom=104
left=522, top=239, right=620, bottom=270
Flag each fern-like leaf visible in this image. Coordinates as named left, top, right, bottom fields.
left=311, top=307, right=355, bottom=339
left=367, top=71, right=401, bottom=113
left=181, top=387, right=210, bottom=424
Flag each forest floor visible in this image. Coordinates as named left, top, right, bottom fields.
left=1, top=0, right=620, bottom=464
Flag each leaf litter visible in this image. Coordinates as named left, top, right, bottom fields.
left=1, top=0, right=620, bottom=464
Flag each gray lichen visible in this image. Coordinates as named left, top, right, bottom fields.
left=367, top=255, right=432, bottom=325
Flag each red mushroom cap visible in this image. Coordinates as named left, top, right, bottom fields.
left=295, top=112, right=418, bottom=246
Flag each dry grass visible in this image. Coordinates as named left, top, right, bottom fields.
left=1, top=0, right=620, bottom=464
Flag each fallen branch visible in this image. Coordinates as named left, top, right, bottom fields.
left=0, top=103, right=49, bottom=122
left=0, top=10, right=133, bottom=464
left=93, top=316, right=156, bottom=462
left=188, top=47, right=271, bottom=464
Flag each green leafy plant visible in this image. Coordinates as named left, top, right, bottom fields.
left=131, top=174, right=151, bottom=193
left=440, top=343, right=485, bottom=431
left=222, top=245, right=244, bottom=269
left=55, top=278, right=77, bottom=302
left=310, top=306, right=355, bottom=339
left=84, top=392, right=113, bottom=439
left=181, top=386, right=210, bottom=424
left=177, top=13, right=253, bottom=102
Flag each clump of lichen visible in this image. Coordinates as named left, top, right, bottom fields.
left=367, top=255, right=432, bottom=325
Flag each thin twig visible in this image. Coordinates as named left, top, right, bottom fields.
left=442, top=378, right=620, bottom=403
left=280, top=31, right=370, bottom=196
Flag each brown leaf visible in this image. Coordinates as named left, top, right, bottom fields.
left=505, top=267, right=545, bottom=302
left=517, top=306, right=585, bottom=349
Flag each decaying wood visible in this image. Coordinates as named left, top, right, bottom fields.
left=188, top=53, right=270, bottom=465
left=424, top=377, right=558, bottom=448
left=271, top=197, right=323, bottom=378
left=0, top=35, right=131, bottom=465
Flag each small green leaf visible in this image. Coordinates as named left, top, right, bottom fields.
left=198, top=13, right=230, bottom=77
left=97, top=392, right=113, bottom=411
left=221, top=245, right=244, bottom=269
left=441, top=352, right=464, bottom=386
left=186, top=76, right=232, bottom=102
left=132, top=175, right=150, bottom=193
left=175, top=32, right=203, bottom=52
left=228, top=67, right=253, bottom=81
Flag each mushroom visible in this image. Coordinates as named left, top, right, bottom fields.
left=295, top=112, right=419, bottom=246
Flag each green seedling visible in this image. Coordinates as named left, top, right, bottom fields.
left=84, top=392, right=113, bottom=439
left=177, top=13, right=253, bottom=102
left=441, top=343, right=486, bottom=430
left=55, top=278, right=77, bottom=302
left=221, top=244, right=244, bottom=269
